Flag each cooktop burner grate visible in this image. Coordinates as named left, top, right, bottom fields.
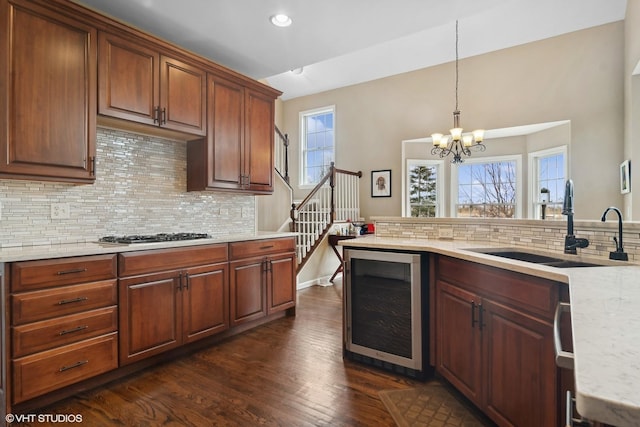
left=99, top=233, right=210, bottom=244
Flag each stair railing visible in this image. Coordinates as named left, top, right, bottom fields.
left=291, top=162, right=362, bottom=270
left=274, top=126, right=290, bottom=184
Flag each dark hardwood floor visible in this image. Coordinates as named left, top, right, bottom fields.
left=18, top=282, right=421, bottom=426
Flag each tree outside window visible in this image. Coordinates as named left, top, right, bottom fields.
left=456, top=160, right=517, bottom=218
left=409, top=165, right=437, bottom=217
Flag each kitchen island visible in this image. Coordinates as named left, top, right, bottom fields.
left=339, top=235, right=640, bottom=427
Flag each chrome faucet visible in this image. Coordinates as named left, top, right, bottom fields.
left=561, top=180, right=589, bottom=254
left=601, top=206, right=628, bottom=261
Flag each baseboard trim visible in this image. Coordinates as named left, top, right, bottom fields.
left=297, top=274, right=336, bottom=290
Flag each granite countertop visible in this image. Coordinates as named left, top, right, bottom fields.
left=0, top=231, right=298, bottom=263
left=339, top=235, right=640, bottom=427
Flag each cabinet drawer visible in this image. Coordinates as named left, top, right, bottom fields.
left=437, top=256, right=559, bottom=320
left=12, top=332, right=118, bottom=404
left=11, top=254, right=117, bottom=292
left=12, top=280, right=117, bottom=325
left=13, top=306, right=118, bottom=358
left=119, top=243, right=228, bottom=276
left=229, top=237, right=295, bottom=260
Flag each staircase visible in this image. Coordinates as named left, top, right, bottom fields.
left=274, top=127, right=362, bottom=272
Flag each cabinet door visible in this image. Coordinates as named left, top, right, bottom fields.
left=0, top=0, right=96, bottom=183
left=119, top=273, right=182, bottom=365
left=159, top=55, right=206, bottom=135
left=435, top=280, right=482, bottom=405
left=205, top=74, right=244, bottom=191
left=183, top=264, right=229, bottom=343
left=482, top=299, right=557, bottom=427
left=98, top=32, right=159, bottom=126
left=244, top=89, right=274, bottom=193
left=267, top=252, right=296, bottom=314
left=229, top=257, right=266, bottom=326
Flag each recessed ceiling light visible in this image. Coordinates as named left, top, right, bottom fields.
left=270, top=14, right=292, bottom=27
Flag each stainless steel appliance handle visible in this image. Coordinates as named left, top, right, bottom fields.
left=554, top=302, right=574, bottom=370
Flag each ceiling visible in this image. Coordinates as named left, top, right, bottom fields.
left=73, top=0, right=627, bottom=100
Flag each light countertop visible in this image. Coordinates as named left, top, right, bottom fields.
left=339, top=235, right=640, bottom=427
left=0, top=232, right=297, bottom=263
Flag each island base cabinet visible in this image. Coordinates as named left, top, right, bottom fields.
left=483, top=300, right=556, bottom=427
left=435, top=255, right=561, bottom=427
left=436, top=281, right=482, bottom=404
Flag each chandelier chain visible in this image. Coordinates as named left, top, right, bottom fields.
left=455, top=20, right=459, bottom=112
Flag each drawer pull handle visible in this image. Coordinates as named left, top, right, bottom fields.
left=59, top=360, right=88, bottom=372
left=260, top=245, right=274, bottom=250
left=59, top=325, right=88, bottom=336
left=57, top=297, right=88, bottom=305
left=56, top=268, right=87, bottom=275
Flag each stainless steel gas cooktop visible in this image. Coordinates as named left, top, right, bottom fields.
left=99, top=233, right=210, bottom=244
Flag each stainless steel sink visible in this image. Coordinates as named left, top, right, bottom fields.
left=468, top=249, right=609, bottom=268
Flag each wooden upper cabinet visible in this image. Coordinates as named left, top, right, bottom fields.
left=98, top=32, right=158, bottom=126
left=200, top=74, right=244, bottom=191
left=0, top=0, right=97, bottom=183
left=98, top=32, right=206, bottom=136
left=244, top=89, right=275, bottom=193
left=187, top=74, right=277, bottom=193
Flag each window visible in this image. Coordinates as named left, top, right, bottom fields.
left=299, top=106, right=335, bottom=187
left=529, top=147, right=567, bottom=219
left=452, top=156, right=521, bottom=218
left=406, top=160, right=442, bottom=217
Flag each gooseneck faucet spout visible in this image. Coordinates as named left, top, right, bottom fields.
left=561, top=180, right=589, bottom=254
left=601, top=206, right=628, bottom=261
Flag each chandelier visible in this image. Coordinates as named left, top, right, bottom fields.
left=431, top=20, right=485, bottom=164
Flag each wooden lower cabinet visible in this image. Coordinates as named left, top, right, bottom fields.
left=9, top=255, right=119, bottom=405
left=482, top=299, right=556, bottom=427
left=436, top=281, right=482, bottom=403
left=229, top=238, right=296, bottom=326
left=119, top=262, right=229, bottom=365
left=435, top=255, right=561, bottom=427
left=13, top=333, right=118, bottom=404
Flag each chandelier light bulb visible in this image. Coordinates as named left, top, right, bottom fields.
left=462, top=135, right=473, bottom=147
left=450, top=127, right=463, bottom=141
left=473, top=129, right=485, bottom=143
left=431, top=133, right=443, bottom=147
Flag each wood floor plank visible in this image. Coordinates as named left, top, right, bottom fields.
left=13, top=283, right=420, bottom=426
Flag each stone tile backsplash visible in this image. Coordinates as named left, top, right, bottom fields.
left=373, top=217, right=640, bottom=262
left=0, top=128, right=256, bottom=247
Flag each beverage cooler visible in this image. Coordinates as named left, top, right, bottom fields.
left=343, top=248, right=431, bottom=379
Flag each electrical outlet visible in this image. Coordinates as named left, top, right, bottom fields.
left=51, top=203, right=70, bottom=219
left=438, top=227, right=454, bottom=239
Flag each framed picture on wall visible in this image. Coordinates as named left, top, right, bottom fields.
left=620, top=160, right=631, bottom=194
left=371, top=169, right=391, bottom=197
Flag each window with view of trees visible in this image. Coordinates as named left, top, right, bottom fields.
left=408, top=163, right=438, bottom=217
left=455, top=157, right=519, bottom=218
left=300, top=106, right=335, bottom=187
